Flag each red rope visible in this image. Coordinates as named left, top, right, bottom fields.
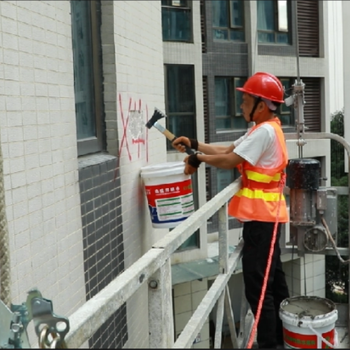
left=246, top=174, right=286, bottom=349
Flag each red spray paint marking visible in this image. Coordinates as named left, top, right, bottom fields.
left=138, top=99, right=141, bottom=158
left=119, top=95, right=132, bottom=161
left=114, top=95, right=132, bottom=180
left=114, top=95, right=150, bottom=180
left=145, top=104, right=149, bottom=162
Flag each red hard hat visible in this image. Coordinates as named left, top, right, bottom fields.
left=236, top=72, right=285, bottom=104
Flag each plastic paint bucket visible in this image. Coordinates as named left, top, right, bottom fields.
left=140, top=161, right=195, bottom=228
left=279, top=296, right=338, bottom=349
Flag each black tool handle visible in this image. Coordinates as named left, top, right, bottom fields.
left=171, top=136, right=194, bottom=155
left=183, top=143, right=195, bottom=155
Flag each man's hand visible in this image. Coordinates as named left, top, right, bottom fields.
left=183, top=153, right=202, bottom=175
left=172, top=137, right=198, bottom=153
left=172, top=136, right=191, bottom=153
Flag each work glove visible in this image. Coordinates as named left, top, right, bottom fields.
left=184, top=153, right=202, bottom=175
left=172, top=137, right=198, bottom=153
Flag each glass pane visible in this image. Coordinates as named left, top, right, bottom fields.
left=213, top=29, right=228, bottom=40
left=162, top=8, right=192, bottom=42
left=71, top=0, right=96, bottom=139
left=277, top=32, right=289, bottom=44
left=258, top=31, right=275, bottom=43
left=168, top=114, right=196, bottom=139
left=216, top=117, right=232, bottom=129
left=280, top=78, right=291, bottom=112
left=215, top=78, right=231, bottom=116
left=234, top=78, right=245, bottom=114
left=233, top=116, right=247, bottom=129
left=230, top=30, right=245, bottom=42
left=279, top=113, right=292, bottom=126
left=277, top=0, right=288, bottom=32
left=217, top=169, right=234, bottom=192
left=257, top=0, right=275, bottom=30
left=212, top=0, right=228, bottom=27
left=167, top=65, right=195, bottom=113
left=230, top=0, right=243, bottom=27
left=215, top=78, right=233, bottom=130
left=177, top=231, right=198, bottom=250
left=277, top=78, right=294, bottom=126
left=277, top=106, right=294, bottom=126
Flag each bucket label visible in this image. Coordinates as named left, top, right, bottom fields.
left=145, top=179, right=194, bottom=224
left=283, top=328, right=334, bottom=349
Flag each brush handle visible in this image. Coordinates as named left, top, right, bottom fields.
left=163, top=130, right=194, bottom=155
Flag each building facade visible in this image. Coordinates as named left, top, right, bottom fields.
left=0, top=0, right=345, bottom=348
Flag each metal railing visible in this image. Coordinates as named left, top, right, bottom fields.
left=64, top=177, right=254, bottom=348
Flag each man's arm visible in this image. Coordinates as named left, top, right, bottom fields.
left=197, top=142, right=235, bottom=155
left=172, top=136, right=235, bottom=155
left=196, top=151, right=244, bottom=170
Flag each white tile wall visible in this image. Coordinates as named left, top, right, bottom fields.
left=284, top=256, right=325, bottom=298
left=0, top=0, right=340, bottom=348
left=0, top=1, right=85, bottom=341
left=104, top=1, right=168, bottom=348
left=173, top=279, right=210, bottom=348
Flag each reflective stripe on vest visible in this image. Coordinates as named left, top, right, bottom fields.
left=228, top=118, right=289, bottom=223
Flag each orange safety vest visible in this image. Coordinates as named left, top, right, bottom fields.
left=228, top=117, right=289, bottom=223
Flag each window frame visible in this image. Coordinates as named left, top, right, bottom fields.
left=257, top=0, right=291, bottom=44
left=214, top=76, right=247, bottom=131
left=71, top=0, right=105, bottom=156
left=161, top=0, right=193, bottom=42
left=212, top=0, right=245, bottom=42
left=277, top=77, right=295, bottom=128
left=164, top=64, right=197, bottom=150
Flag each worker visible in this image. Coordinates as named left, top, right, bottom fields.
left=172, top=72, right=290, bottom=349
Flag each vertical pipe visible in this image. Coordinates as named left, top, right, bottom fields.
left=218, top=204, right=228, bottom=274
left=246, top=1, right=258, bottom=76
left=294, top=0, right=301, bottom=82
left=215, top=203, right=229, bottom=348
left=224, top=285, right=239, bottom=348
left=214, top=290, right=225, bottom=349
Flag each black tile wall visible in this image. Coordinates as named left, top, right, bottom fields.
left=78, top=157, right=127, bottom=348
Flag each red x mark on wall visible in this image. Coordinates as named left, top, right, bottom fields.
left=119, top=94, right=132, bottom=161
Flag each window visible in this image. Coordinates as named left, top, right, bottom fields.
left=165, top=65, right=196, bottom=149
left=71, top=0, right=105, bottom=156
left=161, top=0, right=192, bottom=42
left=174, top=171, right=199, bottom=251
left=215, top=77, right=247, bottom=131
left=277, top=78, right=294, bottom=127
left=257, top=0, right=290, bottom=44
left=212, top=0, right=245, bottom=42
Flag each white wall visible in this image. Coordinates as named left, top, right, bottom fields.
left=110, top=1, right=167, bottom=348
left=326, top=0, right=344, bottom=115
left=0, top=1, right=167, bottom=348
left=111, top=0, right=167, bottom=268
left=0, top=0, right=86, bottom=314
left=342, top=1, right=350, bottom=172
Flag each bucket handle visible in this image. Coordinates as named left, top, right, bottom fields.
left=307, top=324, right=338, bottom=349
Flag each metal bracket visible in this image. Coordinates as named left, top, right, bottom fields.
left=0, top=288, right=69, bottom=349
